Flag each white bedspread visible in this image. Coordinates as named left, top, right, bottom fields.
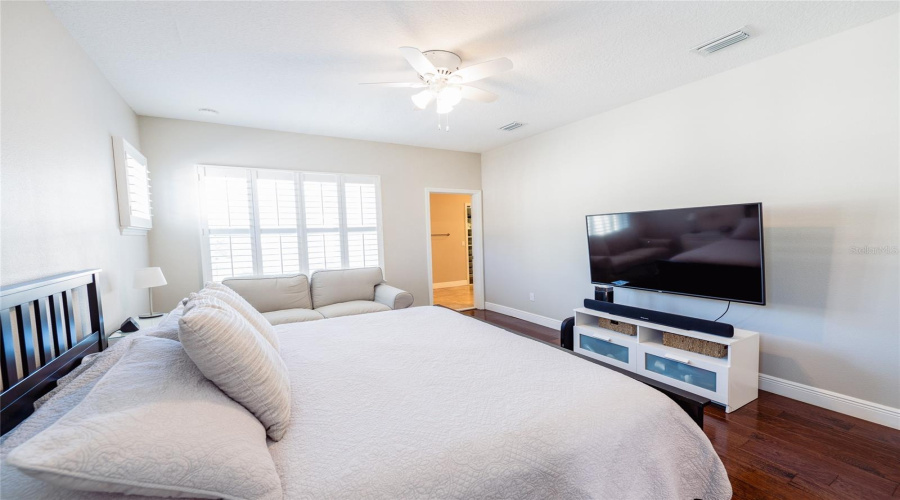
left=1, top=306, right=731, bottom=499
left=269, top=306, right=731, bottom=499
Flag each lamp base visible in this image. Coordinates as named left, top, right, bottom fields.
left=139, top=313, right=164, bottom=319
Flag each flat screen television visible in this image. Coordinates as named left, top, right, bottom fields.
left=586, top=203, right=765, bottom=304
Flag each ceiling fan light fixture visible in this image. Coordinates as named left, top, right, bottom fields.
left=364, top=47, right=512, bottom=130
left=438, top=86, right=462, bottom=106
left=411, top=90, right=434, bottom=110
left=436, top=100, right=454, bottom=114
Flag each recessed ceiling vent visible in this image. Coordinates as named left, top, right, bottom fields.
left=499, top=122, right=525, bottom=131
left=692, top=28, right=750, bottom=55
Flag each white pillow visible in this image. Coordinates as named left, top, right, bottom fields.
left=144, top=302, right=184, bottom=341
left=201, top=282, right=280, bottom=350
left=7, top=336, right=282, bottom=500
left=180, top=295, right=292, bottom=441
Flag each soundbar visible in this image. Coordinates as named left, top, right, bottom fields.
left=584, top=299, right=734, bottom=338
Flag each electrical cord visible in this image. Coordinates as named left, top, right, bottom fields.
left=713, top=301, right=731, bottom=322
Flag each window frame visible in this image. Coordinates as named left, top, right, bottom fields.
left=197, top=164, right=384, bottom=283
left=112, top=137, right=152, bottom=235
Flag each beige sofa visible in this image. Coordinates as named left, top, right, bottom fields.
left=222, top=267, right=413, bottom=325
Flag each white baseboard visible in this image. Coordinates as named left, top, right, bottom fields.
left=433, top=280, right=470, bottom=289
left=759, top=374, right=900, bottom=430
left=484, top=302, right=562, bottom=330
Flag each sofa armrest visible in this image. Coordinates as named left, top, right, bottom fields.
left=374, top=284, right=414, bottom=310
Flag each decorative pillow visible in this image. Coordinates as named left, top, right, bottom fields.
left=180, top=295, right=292, bottom=441
left=200, top=282, right=280, bottom=350
left=6, top=336, right=282, bottom=500
left=144, top=302, right=185, bottom=341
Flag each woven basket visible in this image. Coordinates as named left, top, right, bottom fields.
left=662, top=332, right=728, bottom=358
left=598, top=318, right=636, bottom=336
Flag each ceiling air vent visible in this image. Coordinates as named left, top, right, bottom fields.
left=499, top=122, right=525, bottom=131
left=692, top=28, right=750, bottom=55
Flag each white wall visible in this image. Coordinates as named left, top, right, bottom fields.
left=0, top=1, right=148, bottom=331
left=482, top=15, right=899, bottom=409
left=138, top=117, right=481, bottom=310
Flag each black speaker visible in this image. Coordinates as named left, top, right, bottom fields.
left=560, top=317, right=575, bottom=350
left=583, top=299, right=734, bottom=338
left=594, top=285, right=614, bottom=303
left=119, top=317, right=140, bottom=333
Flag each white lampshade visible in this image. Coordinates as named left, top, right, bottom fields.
left=133, top=267, right=167, bottom=289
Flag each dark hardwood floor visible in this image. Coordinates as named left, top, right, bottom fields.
left=461, top=309, right=900, bottom=500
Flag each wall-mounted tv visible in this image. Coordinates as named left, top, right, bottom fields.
left=586, top=203, right=765, bottom=304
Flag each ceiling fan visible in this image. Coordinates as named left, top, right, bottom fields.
left=361, top=47, right=513, bottom=131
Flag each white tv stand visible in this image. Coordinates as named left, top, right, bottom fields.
left=573, top=307, right=759, bottom=412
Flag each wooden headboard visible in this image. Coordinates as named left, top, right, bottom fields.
left=0, top=269, right=106, bottom=434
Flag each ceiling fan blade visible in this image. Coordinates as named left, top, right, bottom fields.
left=454, top=57, right=513, bottom=83
left=460, top=86, right=499, bottom=103
left=359, top=82, right=427, bottom=88
left=399, top=47, right=438, bottom=77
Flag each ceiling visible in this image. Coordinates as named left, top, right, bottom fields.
left=48, top=1, right=898, bottom=153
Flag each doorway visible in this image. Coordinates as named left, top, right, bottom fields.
left=425, top=189, right=484, bottom=311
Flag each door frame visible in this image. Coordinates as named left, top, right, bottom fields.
left=424, top=188, right=485, bottom=309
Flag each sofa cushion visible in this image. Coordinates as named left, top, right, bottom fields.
left=310, top=267, right=384, bottom=308
left=263, top=308, right=325, bottom=325
left=223, top=274, right=312, bottom=313
left=315, top=300, right=391, bottom=319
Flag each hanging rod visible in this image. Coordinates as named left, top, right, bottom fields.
left=431, top=233, right=450, bottom=237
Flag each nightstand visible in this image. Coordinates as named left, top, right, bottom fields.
left=108, top=315, right=166, bottom=346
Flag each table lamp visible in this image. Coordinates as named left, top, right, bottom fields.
left=134, top=267, right=167, bottom=318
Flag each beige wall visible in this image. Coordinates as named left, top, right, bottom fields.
left=430, top=194, right=471, bottom=284
left=138, top=117, right=481, bottom=310
left=481, top=15, right=899, bottom=409
left=0, top=1, right=148, bottom=332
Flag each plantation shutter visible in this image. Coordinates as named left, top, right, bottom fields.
left=344, top=177, right=380, bottom=269
left=256, top=170, right=301, bottom=275
left=302, top=173, right=343, bottom=271
left=113, top=137, right=153, bottom=234
left=126, top=154, right=152, bottom=222
left=199, top=166, right=382, bottom=281
left=201, top=167, right=255, bottom=282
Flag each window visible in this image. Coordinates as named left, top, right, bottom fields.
left=587, top=213, right=630, bottom=236
left=198, top=166, right=382, bottom=282
left=112, top=137, right=152, bottom=235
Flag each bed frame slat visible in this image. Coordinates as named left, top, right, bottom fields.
left=34, top=299, right=53, bottom=365
left=0, top=310, right=17, bottom=390
left=1, top=270, right=105, bottom=434
left=63, top=290, right=77, bottom=347
left=49, top=293, right=68, bottom=354
left=14, top=304, right=36, bottom=377
left=87, top=276, right=107, bottom=350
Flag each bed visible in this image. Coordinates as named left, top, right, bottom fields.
left=0, top=271, right=732, bottom=499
